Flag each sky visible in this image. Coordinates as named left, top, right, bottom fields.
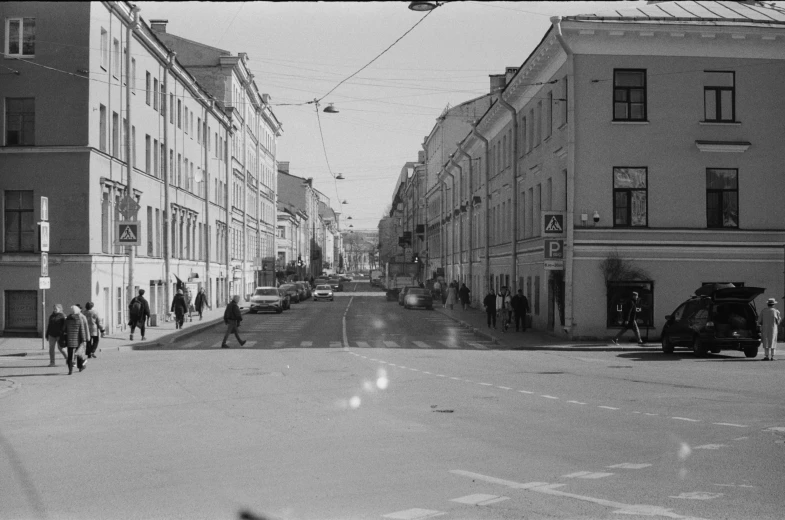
left=135, top=1, right=641, bottom=230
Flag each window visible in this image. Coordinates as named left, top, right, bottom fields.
left=177, top=99, right=182, bottom=128
left=170, top=93, right=174, bottom=124
left=613, top=167, right=647, bottom=227
left=534, top=101, right=541, bottom=146
left=6, top=98, right=35, bottom=145
left=545, top=91, right=553, bottom=139
left=121, top=118, right=126, bottom=161
left=197, top=118, right=201, bottom=143
left=98, top=104, right=106, bottom=152
left=131, top=59, right=136, bottom=94
left=184, top=107, right=188, bottom=134
left=100, top=28, right=108, bottom=69
left=131, top=126, right=136, bottom=167
left=112, top=38, right=120, bottom=77
left=4, top=190, right=35, bottom=252
left=153, top=139, right=159, bottom=177
left=161, top=84, right=166, bottom=116
left=153, top=78, right=159, bottom=111
left=147, top=206, right=153, bottom=256
left=704, top=71, right=735, bottom=122
left=5, top=17, right=35, bottom=57
left=614, top=69, right=646, bottom=121
left=561, top=76, right=568, bottom=125
left=112, top=111, right=118, bottom=156
left=145, top=72, right=151, bottom=105
left=145, top=135, right=151, bottom=174
left=706, top=168, right=738, bottom=228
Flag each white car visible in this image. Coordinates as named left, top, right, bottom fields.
left=249, top=287, right=285, bottom=314
left=313, top=284, right=334, bottom=301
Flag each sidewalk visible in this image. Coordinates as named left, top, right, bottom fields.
left=0, top=307, right=233, bottom=359
left=432, top=304, right=661, bottom=352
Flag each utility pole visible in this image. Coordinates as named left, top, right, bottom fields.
left=125, top=6, right=140, bottom=309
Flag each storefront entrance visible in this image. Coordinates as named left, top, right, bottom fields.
left=4, top=290, right=38, bottom=335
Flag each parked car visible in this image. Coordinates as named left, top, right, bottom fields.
left=294, top=281, right=311, bottom=300
left=326, top=277, right=344, bottom=292
left=402, top=288, right=434, bottom=310
left=339, top=274, right=352, bottom=282
left=279, top=288, right=291, bottom=310
left=313, top=284, right=334, bottom=302
left=279, top=283, right=301, bottom=303
left=313, top=277, right=329, bottom=289
left=660, top=284, right=764, bottom=357
left=398, top=286, right=416, bottom=306
left=249, top=287, right=285, bottom=314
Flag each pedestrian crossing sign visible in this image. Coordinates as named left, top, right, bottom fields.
left=115, top=221, right=141, bottom=246
left=542, top=212, right=566, bottom=235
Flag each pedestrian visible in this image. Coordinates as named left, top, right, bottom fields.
left=45, top=304, right=67, bottom=367
left=128, top=289, right=150, bottom=341
left=83, top=302, right=105, bottom=359
left=185, top=288, right=194, bottom=322
left=759, top=298, right=781, bottom=361
left=445, top=282, right=458, bottom=310
left=62, top=305, right=88, bottom=375
left=171, top=289, right=188, bottom=329
left=511, top=289, right=530, bottom=332
left=496, top=287, right=513, bottom=332
left=432, top=279, right=442, bottom=304
left=194, top=287, right=210, bottom=321
left=483, top=288, right=497, bottom=329
left=459, top=283, right=471, bottom=310
left=221, top=295, right=247, bottom=348
left=611, top=291, right=644, bottom=345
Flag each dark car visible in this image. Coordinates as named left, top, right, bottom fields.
left=397, top=286, right=416, bottom=306
left=279, top=283, right=301, bottom=303
left=402, top=288, right=433, bottom=310
left=660, top=284, right=764, bottom=357
left=294, top=281, right=311, bottom=300
left=326, top=277, right=344, bottom=292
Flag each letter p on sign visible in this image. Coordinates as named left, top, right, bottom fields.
left=544, top=239, right=564, bottom=259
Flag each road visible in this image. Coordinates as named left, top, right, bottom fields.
left=1, top=281, right=783, bottom=520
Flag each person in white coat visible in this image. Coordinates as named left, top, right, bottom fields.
left=759, top=298, right=781, bottom=361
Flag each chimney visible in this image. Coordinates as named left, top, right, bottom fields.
left=149, top=19, right=168, bottom=33
left=489, top=74, right=506, bottom=93
left=262, top=93, right=271, bottom=104
left=418, top=150, right=425, bottom=163
left=278, top=161, right=290, bottom=174
left=505, top=67, right=519, bottom=84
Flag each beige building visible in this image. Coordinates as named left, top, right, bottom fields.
left=397, top=1, right=785, bottom=339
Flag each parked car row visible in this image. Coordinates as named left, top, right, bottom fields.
left=248, top=281, right=314, bottom=314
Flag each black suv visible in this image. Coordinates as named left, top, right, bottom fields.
left=660, top=284, right=764, bottom=357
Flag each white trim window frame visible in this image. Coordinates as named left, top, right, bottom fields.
left=5, top=17, right=35, bottom=58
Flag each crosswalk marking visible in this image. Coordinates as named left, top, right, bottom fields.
left=383, top=341, right=400, bottom=348
left=608, top=463, right=652, bottom=469
left=467, top=342, right=490, bottom=349
left=412, top=341, right=431, bottom=349
left=356, top=341, right=371, bottom=349
left=563, top=471, right=614, bottom=479
left=300, top=341, right=312, bottom=347
left=243, top=341, right=257, bottom=348
left=450, top=494, right=509, bottom=506
left=211, top=342, right=223, bottom=349
left=181, top=341, right=201, bottom=349
left=438, top=340, right=460, bottom=349
left=382, top=508, right=445, bottom=519
left=273, top=340, right=285, bottom=348
left=329, top=341, right=342, bottom=348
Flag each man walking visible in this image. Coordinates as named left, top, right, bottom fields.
left=194, top=287, right=210, bottom=321
left=611, top=291, right=644, bottom=345
left=496, top=287, right=513, bottom=332
left=759, top=298, right=781, bottom=361
left=222, top=295, right=247, bottom=348
left=459, top=283, right=471, bottom=310
left=483, top=288, right=497, bottom=329
left=171, top=289, right=188, bottom=329
left=511, top=289, right=530, bottom=332
left=128, top=289, right=150, bottom=341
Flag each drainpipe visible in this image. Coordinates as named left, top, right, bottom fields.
left=203, top=106, right=210, bottom=302
left=439, top=169, right=445, bottom=277
left=449, top=157, right=463, bottom=281
left=551, top=16, right=576, bottom=336
left=163, top=50, right=174, bottom=317
left=454, top=142, right=473, bottom=295
left=471, top=124, right=489, bottom=294
left=442, top=169, right=456, bottom=281
left=225, top=121, right=231, bottom=302
left=497, top=96, right=519, bottom=292
left=126, top=6, right=140, bottom=316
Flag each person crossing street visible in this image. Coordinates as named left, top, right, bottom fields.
left=221, top=295, right=247, bottom=348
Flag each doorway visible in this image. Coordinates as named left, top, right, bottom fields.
left=547, top=271, right=565, bottom=331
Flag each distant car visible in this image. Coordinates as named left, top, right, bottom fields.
left=294, top=281, right=311, bottom=300
left=398, top=286, right=416, bottom=306
left=313, top=284, right=334, bottom=301
left=249, top=287, right=285, bottom=314
left=279, top=283, right=300, bottom=303
left=313, top=277, right=329, bottom=288
left=660, top=284, right=764, bottom=357
left=339, top=274, right=352, bottom=282
left=326, top=277, right=344, bottom=292
left=403, top=288, right=434, bottom=310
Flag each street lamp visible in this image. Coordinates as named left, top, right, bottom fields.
left=408, top=1, right=444, bottom=11
left=336, top=173, right=345, bottom=180
left=323, top=103, right=339, bottom=113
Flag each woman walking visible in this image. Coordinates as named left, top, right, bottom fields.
left=63, top=305, right=88, bottom=375
left=171, top=289, right=188, bottom=329
left=45, top=304, right=67, bottom=367
left=445, top=282, right=458, bottom=311
left=83, top=302, right=105, bottom=359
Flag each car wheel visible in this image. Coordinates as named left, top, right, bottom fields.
left=276, top=308, right=282, bottom=314
left=692, top=336, right=709, bottom=357
left=710, top=347, right=721, bottom=354
left=661, top=334, right=674, bottom=354
left=249, top=310, right=257, bottom=314
left=744, top=345, right=758, bottom=358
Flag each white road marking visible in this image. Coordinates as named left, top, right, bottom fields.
left=763, top=426, right=785, bottom=432
left=669, top=492, right=723, bottom=500
left=181, top=341, right=201, bottom=349
left=300, top=341, right=313, bottom=347
left=672, top=417, right=700, bottom=422
left=541, top=395, right=559, bottom=400
left=242, top=341, right=257, bottom=348
left=355, top=341, right=371, bottom=349
left=450, top=494, right=509, bottom=506
left=211, top=342, right=223, bottom=349
left=436, top=374, right=445, bottom=377
left=412, top=341, right=431, bottom=349
left=563, top=471, right=614, bottom=479
left=273, top=340, right=285, bottom=348
left=567, top=400, right=586, bottom=405
left=694, top=444, right=727, bottom=450
left=644, top=413, right=659, bottom=416
left=598, top=406, right=619, bottom=410
left=383, top=341, right=401, bottom=348
left=478, top=382, right=493, bottom=386
left=422, top=371, right=431, bottom=374
left=467, top=342, right=490, bottom=349
left=519, top=390, right=534, bottom=394
left=382, top=508, right=445, bottom=519
left=733, top=437, right=749, bottom=441
left=608, top=463, right=652, bottom=469
left=438, top=340, right=460, bottom=349
left=449, top=470, right=548, bottom=489
left=329, top=341, right=342, bottom=348
left=497, top=386, right=512, bottom=390
left=715, top=423, right=748, bottom=428
left=450, top=377, right=461, bottom=380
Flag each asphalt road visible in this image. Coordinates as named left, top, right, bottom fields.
left=1, top=281, right=783, bottom=520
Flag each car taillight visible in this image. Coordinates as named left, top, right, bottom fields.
left=706, top=321, right=714, bottom=330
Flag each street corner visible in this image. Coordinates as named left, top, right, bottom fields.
left=0, top=377, right=20, bottom=399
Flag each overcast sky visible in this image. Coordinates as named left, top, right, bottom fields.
left=135, top=1, right=640, bottom=230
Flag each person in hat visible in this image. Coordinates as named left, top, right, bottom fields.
left=221, top=295, right=246, bottom=348
left=171, top=289, right=188, bottom=329
left=759, top=298, right=781, bottom=361
left=611, top=291, right=644, bottom=345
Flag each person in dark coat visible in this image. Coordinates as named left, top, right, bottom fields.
left=611, top=291, right=644, bottom=345
left=511, top=289, right=530, bottom=332
left=459, top=283, right=471, bottom=310
left=63, top=305, right=88, bottom=375
left=128, top=289, right=150, bottom=341
left=483, top=289, right=497, bottom=329
left=171, top=289, right=188, bottom=329
left=221, top=295, right=246, bottom=348
left=45, top=304, right=67, bottom=367
left=194, top=287, right=210, bottom=321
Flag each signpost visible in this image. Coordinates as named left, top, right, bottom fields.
left=40, top=197, right=49, bottom=350
left=115, top=221, right=141, bottom=246
left=542, top=212, right=566, bottom=271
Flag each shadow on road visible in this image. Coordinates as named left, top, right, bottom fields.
left=617, top=351, right=753, bottom=362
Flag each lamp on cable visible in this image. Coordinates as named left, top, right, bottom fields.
left=408, top=1, right=445, bottom=11
left=335, top=173, right=345, bottom=180
left=342, top=200, right=348, bottom=205
left=323, top=103, right=339, bottom=114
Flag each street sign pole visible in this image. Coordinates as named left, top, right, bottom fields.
left=40, top=197, right=49, bottom=350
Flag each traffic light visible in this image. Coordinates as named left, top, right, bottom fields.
left=412, top=253, right=419, bottom=263
left=297, top=255, right=303, bottom=267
